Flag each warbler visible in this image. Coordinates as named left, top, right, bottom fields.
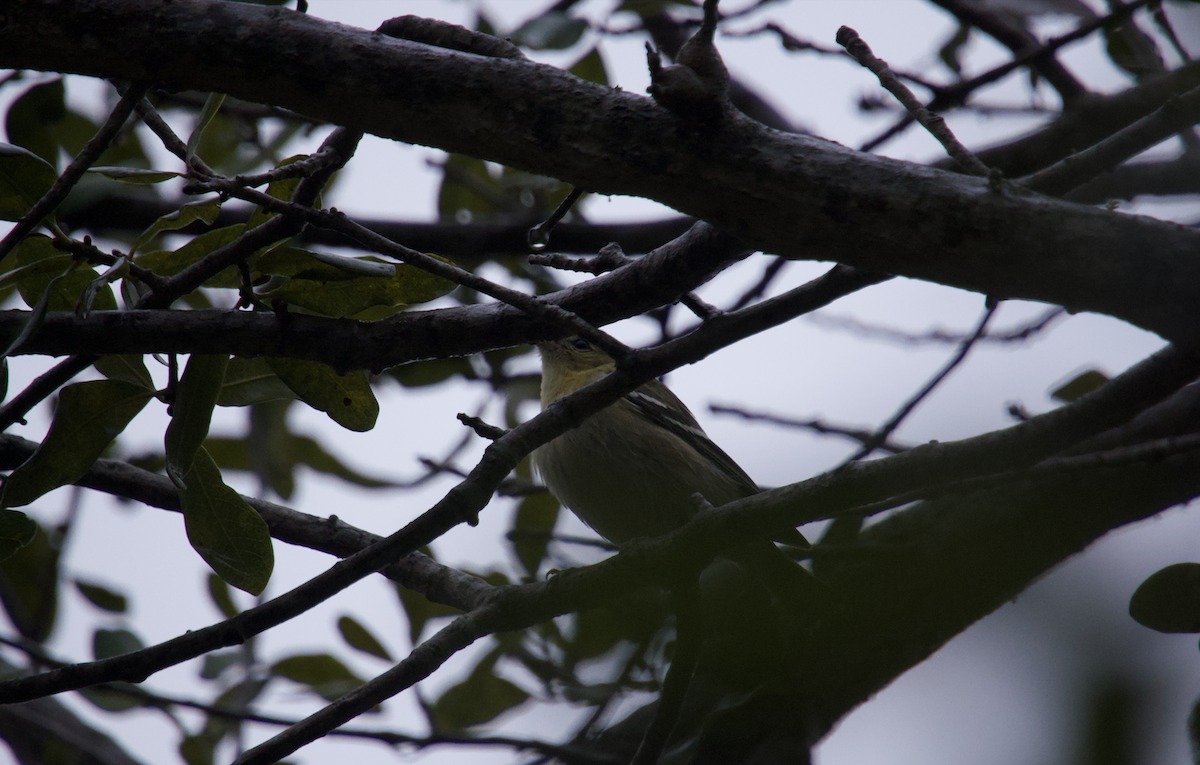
left=532, top=336, right=823, bottom=607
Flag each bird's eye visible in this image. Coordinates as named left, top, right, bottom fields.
left=571, top=338, right=591, bottom=351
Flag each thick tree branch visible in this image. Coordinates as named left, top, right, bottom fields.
left=4, top=1, right=1200, bottom=345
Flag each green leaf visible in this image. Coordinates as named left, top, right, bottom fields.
left=569, top=47, right=609, bottom=86
left=76, top=256, right=127, bottom=317
left=270, top=653, right=368, bottom=704
left=93, top=355, right=155, bottom=390
left=165, top=354, right=230, bottom=488
left=338, top=615, right=393, bottom=661
left=288, top=435, right=395, bottom=488
left=75, top=580, right=128, bottom=613
left=388, top=357, right=476, bottom=387
left=937, top=23, right=971, bottom=76
left=200, top=650, right=242, bottom=680
left=207, top=572, right=240, bottom=619
left=1, top=380, right=152, bottom=508
left=431, top=647, right=529, bottom=731
left=179, top=447, right=274, bottom=596
left=12, top=233, right=115, bottom=313
left=217, top=357, right=297, bottom=407
left=186, top=93, right=227, bottom=166
left=87, top=166, right=183, bottom=184
left=510, top=11, right=587, bottom=50
left=179, top=734, right=216, bottom=765
left=1130, top=562, right=1200, bottom=633
left=1, top=259, right=82, bottom=361
left=257, top=247, right=455, bottom=317
left=1051, top=369, right=1110, bottom=403
left=438, top=154, right=504, bottom=221
left=511, top=491, right=559, bottom=576
left=0, top=510, right=37, bottom=562
left=5, top=80, right=67, bottom=166
left=80, top=682, right=147, bottom=713
left=396, top=575, right=462, bottom=646
left=0, top=523, right=58, bottom=641
left=266, top=357, right=378, bottom=432
left=131, top=197, right=223, bottom=257
left=135, top=224, right=247, bottom=289
left=0, top=143, right=56, bottom=221
left=93, top=627, right=145, bottom=659
left=246, top=155, right=307, bottom=229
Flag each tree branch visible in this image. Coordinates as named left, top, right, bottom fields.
left=5, top=1, right=1200, bottom=345
left=0, top=221, right=753, bottom=369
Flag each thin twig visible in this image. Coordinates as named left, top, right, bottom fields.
left=844, top=301, right=999, bottom=463
left=0, top=356, right=94, bottom=430
left=730, top=256, right=787, bottom=310
left=458, top=412, right=507, bottom=441
left=0, top=81, right=150, bottom=261
left=1020, top=84, right=1200, bottom=197
left=135, top=97, right=215, bottom=175
left=527, top=186, right=585, bottom=251
left=861, top=0, right=1156, bottom=152
left=709, top=404, right=911, bottom=453
left=837, top=26, right=989, bottom=177
left=807, top=306, right=1064, bottom=346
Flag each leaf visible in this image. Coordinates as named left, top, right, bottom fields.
left=509, top=11, right=587, bottom=50
left=511, top=491, right=559, bottom=576
left=569, top=47, right=609, bottom=86
left=87, top=166, right=183, bottom=184
left=186, top=93, right=227, bottom=166
left=288, top=435, right=395, bottom=488
left=92, top=627, right=145, bottom=659
left=388, top=357, right=476, bottom=387
left=76, top=255, right=127, bottom=317
left=207, top=572, right=240, bottom=619
left=270, top=653, right=368, bottom=704
left=12, top=233, right=115, bottom=313
left=179, top=447, right=274, bottom=596
left=93, top=355, right=155, bottom=390
left=0, top=523, right=58, bottom=641
left=135, top=224, right=247, bottom=289
left=1, top=380, right=152, bottom=508
left=217, top=357, right=297, bottom=407
left=80, top=682, right=147, bottom=713
left=1051, top=369, right=1110, bottom=403
left=396, top=576, right=463, bottom=646
left=246, top=155, right=307, bottom=229
left=1, top=259, right=82, bottom=361
left=1130, top=562, right=1200, bottom=633
left=75, top=580, right=128, bottom=613
left=179, top=734, right=217, bottom=765
left=438, top=154, right=504, bottom=221
left=937, top=23, right=971, bottom=76
left=0, top=143, right=56, bottom=221
left=131, top=197, right=223, bottom=257
left=338, top=615, right=393, bottom=661
left=5, top=80, right=67, bottom=166
left=165, top=354, right=230, bottom=488
left=0, top=510, right=37, bottom=562
left=431, top=647, right=529, bottom=731
left=200, top=650, right=242, bottom=680
left=266, top=357, right=378, bottom=432
left=257, top=247, right=455, bottom=318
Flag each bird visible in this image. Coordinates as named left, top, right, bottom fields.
left=531, top=335, right=824, bottom=608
